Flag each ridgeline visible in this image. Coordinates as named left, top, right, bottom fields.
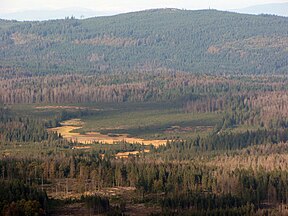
left=0, top=9, right=288, bottom=75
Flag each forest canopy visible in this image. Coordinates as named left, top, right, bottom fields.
left=0, top=9, right=288, bottom=75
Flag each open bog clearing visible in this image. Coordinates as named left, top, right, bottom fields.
left=15, top=102, right=222, bottom=141
left=35, top=105, right=101, bottom=111
left=116, top=149, right=150, bottom=158
left=49, top=119, right=167, bottom=146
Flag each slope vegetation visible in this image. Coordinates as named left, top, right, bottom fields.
left=0, top=9, right=288, bottom=74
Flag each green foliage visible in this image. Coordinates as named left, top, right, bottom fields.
left=156, top=128, right=288, bottom=160
left=0, top=9, right=288, bottom=75
left=161, top=193, right=255, bottom=215
left=0, top=107, right=59, bottom=142
left=0, top=180, right=47, bottom=216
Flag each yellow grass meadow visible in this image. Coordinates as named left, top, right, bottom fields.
left=49, top=119, right=167, bottom=147
left=115, top=149, right=150, bottom=158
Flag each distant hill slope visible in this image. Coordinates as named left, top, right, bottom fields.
left=235, top=2, right=288, bottom=17
left=0, top=9, right=288, bottom=75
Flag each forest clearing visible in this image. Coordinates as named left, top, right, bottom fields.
left=49, top=119, right=168, bottom=146
left=1, top=7, right=288, bottom=215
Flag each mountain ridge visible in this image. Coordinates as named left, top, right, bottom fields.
left=0, top=9, right=287, bottom=75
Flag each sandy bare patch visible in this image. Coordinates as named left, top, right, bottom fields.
left=116, top=150, right=150, bottom=158
left=61, top=118, right=84, bottom=126
left=35, top=105, right=101, bottom=111
left=72, top=146, right=91, bottom=150
left=49, top=119, right=167, bottom=147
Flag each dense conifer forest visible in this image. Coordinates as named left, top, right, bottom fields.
left=0, top=9, right=288, bottom=75
left=1, top=9, right=288, bottom=215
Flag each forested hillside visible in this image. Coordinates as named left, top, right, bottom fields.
left=2, top=8, right=288, bottom=215
left=0, top=9, right=288, bottom=75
